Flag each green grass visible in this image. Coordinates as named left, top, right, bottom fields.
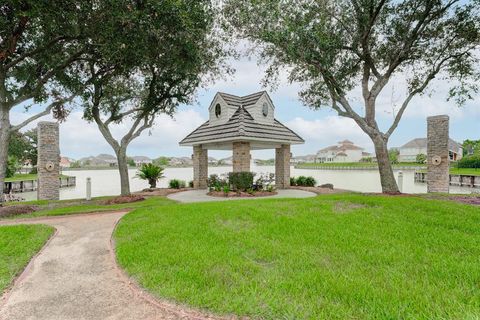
left=296, top=162, right=423, bottom=168
left=5, top=173, right=71, bottom=182
left=0, top=224, right=54, bottom=293
left=2, top=196, right=174, bottom=219
left=115, top=194, right=480, bottom=319
left=449, top=168, right=480, bottom=176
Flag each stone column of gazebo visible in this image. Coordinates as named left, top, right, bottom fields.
left=180, top=91, right=304, bottom=189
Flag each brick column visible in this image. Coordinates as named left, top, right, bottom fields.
left=37, top=122, right=60, bottom=200
left=232, top=141, right=250, bottom=172
left=275, top=144, right=291, bottom=189
left=193, top=145, right=208, bottom=189
left=427, top=115, right=449, bottom=193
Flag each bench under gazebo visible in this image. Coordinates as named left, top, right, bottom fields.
left=179, top=91, right=304, bottom=189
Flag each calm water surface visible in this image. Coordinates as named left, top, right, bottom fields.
left=20, top=165, right=473, bottom=201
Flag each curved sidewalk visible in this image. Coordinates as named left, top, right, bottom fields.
left=167, top=189, right=317, bottom=203
left=0, top=212, right=224, bottom=320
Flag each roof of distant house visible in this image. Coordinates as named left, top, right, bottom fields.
left=317, top=140, right=364, bottom=153
left=400, top=138, right=462, bottom=151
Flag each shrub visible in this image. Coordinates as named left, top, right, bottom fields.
left=255, top=173, right=275, bottom=190
left=304, top=176, right=316, bottom=187
left=188, top=180, right=194, bottom=188
left=6, top=156, right=19, bottom=178
left=291, top=176, right=316, bottom=187
left=136, top=163, right=165, bottom=188
left=169, top=179, right=186, bottom=189
left=228, top=172, right=255, bottom=191
left=207, top=174, right=228, bottom=191
left=295, top=176, right=308, bottom=186
left=222, top=185, right=230, bottom=195
left=290, top=177, right=297, bottom=186
left=458, top=155, right=480, bottom=169
left=416, top=153, right=427, bottom=164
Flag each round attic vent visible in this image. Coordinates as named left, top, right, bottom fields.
left=262, top=103, right=268, bottom=117
left=215, top=103, right=221, bottom=118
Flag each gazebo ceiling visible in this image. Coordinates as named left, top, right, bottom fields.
left=179, top=91, right=304, bottom=150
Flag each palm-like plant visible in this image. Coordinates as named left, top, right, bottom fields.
left=136, top=163, right=165, bottom=188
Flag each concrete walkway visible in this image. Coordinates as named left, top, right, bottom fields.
left=0, top=212, right=224, bottom=320
left=167, top=189, right=317, bottom=203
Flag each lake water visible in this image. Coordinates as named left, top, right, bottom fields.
left=19, top=165, right=474, bottom=201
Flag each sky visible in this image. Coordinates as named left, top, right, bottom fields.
left=10, top=46, right=480, bottom=161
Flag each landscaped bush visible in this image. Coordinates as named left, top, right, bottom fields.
left=458, top=155, right=480, bottom=169
left=254, top=173, right=275, bottom=191
left=207, top=174, right=228, bottom=191
left=291, top=176, right=316, bottom=187
left=188, top=180, right=194, bottom=188
left=168, top=179, right=186, bottom=189
left=416, top=153, right=427, bottom=164
left=228, top=172, right=255, bottom=191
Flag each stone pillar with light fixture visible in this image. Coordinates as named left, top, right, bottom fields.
left=427, top=115, right=450, bottom=193
left=37, top=121, right=60, bottom=200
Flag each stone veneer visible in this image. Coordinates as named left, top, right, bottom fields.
left=275, top=144, right=291, bottom=189
left=37, top=122, right=60, bottom=200
left=192, top=145, right=208, bottom=189
left=427, top=115, right=450, bottom=193
left=232, top=141, right=251, bottom=172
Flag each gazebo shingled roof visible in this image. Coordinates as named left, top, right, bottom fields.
left=179, top=106, right=304, bottom=146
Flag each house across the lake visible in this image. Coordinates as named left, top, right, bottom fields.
left=399, top=138, right=463, bottom=162
left=316, top=140, right=369, bottom=163
left=131, top=156, right=152, bottom=167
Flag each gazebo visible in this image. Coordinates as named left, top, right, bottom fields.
left=179, top=91, right=304, bottom=189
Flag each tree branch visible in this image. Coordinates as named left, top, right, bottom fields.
left=10, top=93, right=76, bottom=132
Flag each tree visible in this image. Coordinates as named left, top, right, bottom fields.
left=154, top=157, right=170, bottom=167
left=8, top=129, right=37, bottom=172
left=224, top=0, right=480, bottom=193
left=127, top=158, right=136, bottom=167
left=0, top=1, right=136, bottom=200
left=463, top=139, right=480, bottom=156
left=80, top=1, right=229, bottom=195
left=388, top=149, right=399, bottom=164
left=136, top=163, right=165, bottom=189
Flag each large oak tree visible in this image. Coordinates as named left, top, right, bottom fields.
left=224, top=0, right=480, bottom=193
left=0, top=1, right=135, bottom=201
left=79, top=0, right=229, bottom=195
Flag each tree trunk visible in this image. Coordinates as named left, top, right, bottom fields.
left=372, top=135, right=399, bottom=193
left=149, top=178, right=156, bottom=189
left=0, top=107, right=10, bottom=203
left=115, top=147, right=130, bottom=196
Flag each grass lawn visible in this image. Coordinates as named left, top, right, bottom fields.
left=5, top=173, right=71, bottom=182
left=449, top=168, right=480, bottom=176
left=0, top=224, right=54, bottom=293
left=296, top=162, right=423, bottom=168
left=115, top=194, right=480, bottom=319
left=2, top=196, right=174, bottom=219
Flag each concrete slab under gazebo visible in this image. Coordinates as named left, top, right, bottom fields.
left=179, top=91, right=304, bottom=189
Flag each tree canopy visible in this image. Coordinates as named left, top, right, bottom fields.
left=224, top=0, right=480, bottom=192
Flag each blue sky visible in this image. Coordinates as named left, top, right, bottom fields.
left=10, top=48, right=480, bottom=160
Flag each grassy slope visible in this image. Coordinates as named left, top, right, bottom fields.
left=296, top=162, right=423, bottom=168
left=0, top=224, right=54, bottom=292
left=115, top=194, right=480, bottom=319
